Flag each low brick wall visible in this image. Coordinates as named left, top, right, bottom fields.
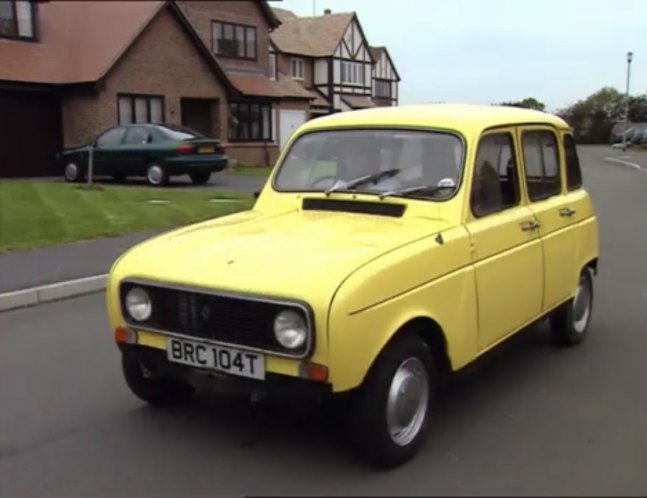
left=226, top=143, right=280, bottom=167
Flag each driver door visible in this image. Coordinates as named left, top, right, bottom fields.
left=93, top=127, right=127, bottom=175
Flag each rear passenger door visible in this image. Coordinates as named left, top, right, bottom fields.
left=466, top=129, right=544, bottom=351
left=121, top=126, right=153, bottom=174
left=518, top=127, right=577, bottom=311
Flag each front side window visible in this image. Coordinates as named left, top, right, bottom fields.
left=96, top=127, right=126, bottom=147
left=470, top=132, right=520, bottom=217
left=0, top=0, right=35, bottom=39
left=273, top=129, right=464, bottom=200
left=291, top=58, right=304, bottom=79
left=522, top=130, right=561, bottom=201
left=212, top=21, right=256, bottom=59
left=118, top=95, right=164, bottom=125
left=563, top=134, right=582, bottom=190
left=228, top=102, right=272, bottom=142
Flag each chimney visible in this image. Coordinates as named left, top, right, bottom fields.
left=324, top=8, right=332, bottom=14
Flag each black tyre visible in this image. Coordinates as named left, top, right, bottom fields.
left=121, top=353, right=194, bottom=407
left=146, top=162, right=169, bottom=186
left=189, top=171, right=211, bottom=185
left=349, top=334, right=436, bottom=469
left=64, top=161, right=84, bottom=182
left=550, top=268, right=594, bottom=346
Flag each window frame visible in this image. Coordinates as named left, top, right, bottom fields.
left=375, top=78, right=392, bottom=98
left=228, top=101, right=273, bottom=143
left=562, top=132, right=583, bottom=191
left=0, top=0, right=37, bottom=41
left=519, top=127, right=563, bottom=202
left=117, top=94, right=165, bottom=125
left=291, top=57, right=304, bottom=80
left=469, top=129, right=522, bottom=219
left=211, top=20, right=257, bottom=60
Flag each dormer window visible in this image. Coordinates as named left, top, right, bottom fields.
left=0, top=0, right=36, bottom=40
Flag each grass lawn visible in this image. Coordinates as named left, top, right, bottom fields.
left=230, top=165, right=274, bottom=177
left=0, top=181, right=254, bottom=252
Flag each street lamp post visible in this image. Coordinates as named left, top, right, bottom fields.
left=622, top=51, right=633, bottom=152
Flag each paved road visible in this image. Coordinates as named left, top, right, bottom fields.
left=1, top=146, right=646, bottom=496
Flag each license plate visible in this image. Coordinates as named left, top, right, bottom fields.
left=166, top=337, right=265, bottom=380
left=197, top=146, right=215, bottom=154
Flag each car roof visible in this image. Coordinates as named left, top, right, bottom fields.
left=299, top=103, right=570, bottom=136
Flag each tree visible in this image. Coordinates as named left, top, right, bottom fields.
left=556, top=87, right=647, bottom=143
left=498, top=97, right=546, bottom=111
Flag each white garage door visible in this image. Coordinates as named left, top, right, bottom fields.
left=279, top=110, right=306, bottom=148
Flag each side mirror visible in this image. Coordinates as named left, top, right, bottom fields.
left=253, top=191, right=260, bottom=199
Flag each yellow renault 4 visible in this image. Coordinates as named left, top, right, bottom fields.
left=106, top=104, right=598, bottom=469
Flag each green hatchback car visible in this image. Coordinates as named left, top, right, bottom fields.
left=58, top=124, right=228, bottom=186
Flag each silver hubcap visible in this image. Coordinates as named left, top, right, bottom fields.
left=573, top=275, right=592, bottom=333
left=386, top=357, right=429, bottom=447
left=65, top=163, right=78, bottom=181
left=148, top=165, right=163, bottom=184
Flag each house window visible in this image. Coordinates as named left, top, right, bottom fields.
left=269, top=52, right=276, bottom=80
left=229, top=102, right=272, bottom=142
left=118, top=94, right=164, bottom=125
left=291, top=58, right=304, bottom=80
left=212, top=21, right=256, bottom=59
left=375, top=79, right=391, bottom=98
left=0, top=0, right=36, bottom=40
left=341, top=61, right=364, bottom=85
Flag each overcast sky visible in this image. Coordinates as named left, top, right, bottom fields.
left=273, top=0, right=646, bottom=112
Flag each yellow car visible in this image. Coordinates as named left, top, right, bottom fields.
left=106, top=104, right=599, bottom=468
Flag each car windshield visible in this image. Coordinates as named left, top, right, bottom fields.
left=157, top=125, right=206, bottom=140
left=273, top=129, right=464, bottom=200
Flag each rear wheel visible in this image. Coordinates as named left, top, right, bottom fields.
left=349, top=335, right=435, bottom=469
left=189, top=171, right=211, bottom=185
left=121, top=353, right=194, bottom=407
left=146, top=162, right=169, bottom=186
left=550, top=268, right=594, bottom=346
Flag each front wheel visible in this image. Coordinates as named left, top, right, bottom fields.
left=349, top=335, right=435, bottom=469
left=122, top=353, right=194, bottom=407
left=64, top=161, right=84, bottom=182
left=550, top=268, right=594, bottom=346
left=146, top=163, right=169, bottom=186
left=189, top=171, right=211, bottom=185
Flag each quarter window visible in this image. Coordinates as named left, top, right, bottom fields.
left=212, top=21, right=256, bottom=59
left=563, top=134, right=582, bottom=190
left=118, top=95, right=164, bottom=125
left=0, top=0, right=35, bottom=40
left=521, top=130, right=561, bottom=201
left=470, top=133, right=519, bottom=217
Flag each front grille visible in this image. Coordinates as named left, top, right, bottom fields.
left=120, top=281, right=312, bottom=357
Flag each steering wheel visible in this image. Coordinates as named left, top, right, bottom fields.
left=309, top=175, right=338, bottom=189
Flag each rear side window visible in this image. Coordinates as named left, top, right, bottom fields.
left=521, top=130, right=561, bottom=201
left=124, top=127, right=150, bottom=145
left=563, top=134, right=582, bottom=190
left=470, top=132, right=520, bottom=217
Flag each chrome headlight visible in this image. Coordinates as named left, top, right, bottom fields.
left=125, top=287, right=152, bottom=322
left=273, top=310, right=307, bottom=349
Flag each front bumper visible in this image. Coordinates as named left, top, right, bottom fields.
left=121, top=344, right=332, bottom=399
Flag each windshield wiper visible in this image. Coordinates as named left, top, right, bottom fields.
left=325, top=168, right=401, bottom=196
left=378, top=184, right=453, bottom=200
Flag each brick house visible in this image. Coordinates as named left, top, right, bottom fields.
left=269, top=7, right=401, bottom=118
left=0, top=0, right=312, bottom=178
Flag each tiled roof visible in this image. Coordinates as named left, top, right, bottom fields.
left=272, top=7, right=298, bottom=23
left=342, top=95, right=377, bottom=109
left=0, top=1, right=165, bottom=84
left=310, top=90, right=331, bottom=108
left=270, top=12, right=354, bottom=57
left=369, top=46, right=385, bottom=63
left=226, top=71, right=313, bottom=100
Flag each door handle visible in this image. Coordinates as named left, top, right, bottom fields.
left=520, top=220, right=540, bottom=232
left=559, top=207, right=576, bottom=217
